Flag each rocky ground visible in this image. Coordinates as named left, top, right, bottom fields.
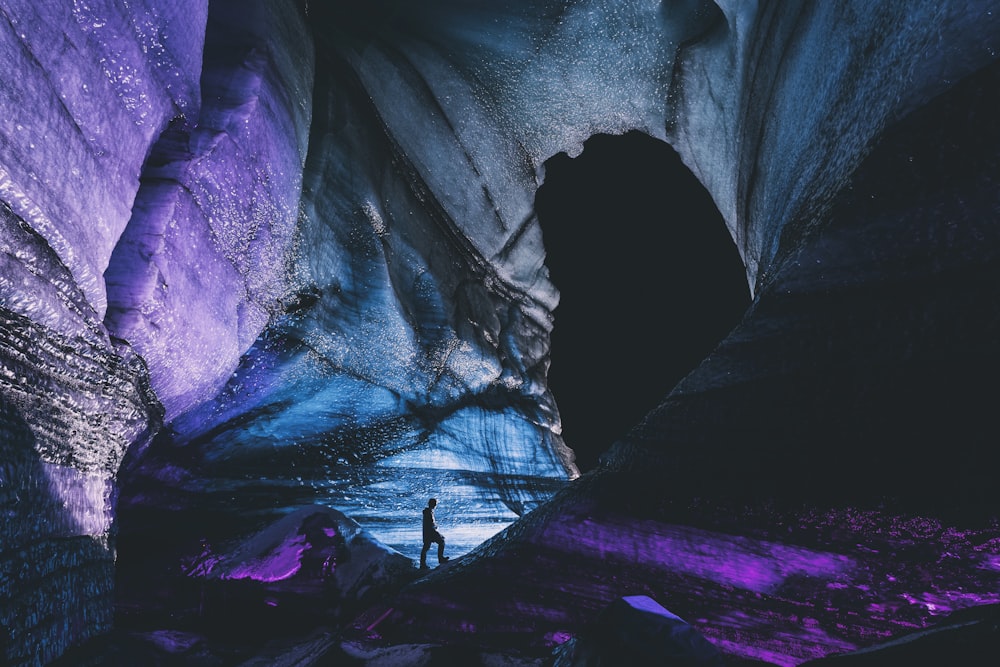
left=50, top=478, right=1000, bottom=666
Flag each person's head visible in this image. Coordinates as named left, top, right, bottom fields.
left=428, top=498, right=437, bottom=508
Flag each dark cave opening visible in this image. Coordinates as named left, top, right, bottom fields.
left=534, top=131, right=751, bottom=472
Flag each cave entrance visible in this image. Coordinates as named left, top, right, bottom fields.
left=534, top=131, right=751, bottom=472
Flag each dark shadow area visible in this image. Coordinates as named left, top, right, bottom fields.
left=534, top=131, right=751, bottom=472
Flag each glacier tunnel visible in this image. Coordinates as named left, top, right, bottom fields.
left=2, top=1, right=1000, bottom=665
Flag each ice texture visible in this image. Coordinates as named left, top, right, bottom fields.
left=669, top=1, right=1000, bottom=290
left=0, top=0, right=206, bottom=318
left=0, top=0, right=312, bottom=662
left=1, top=1, right=205, bottom=661
left=103, top=0, right=313, bottom=421
left=2, top=0, right=1000, bottom=665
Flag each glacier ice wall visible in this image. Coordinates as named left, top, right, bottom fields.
left=103, top=0, right=314, bottom=422
left=0, top=1, right=206, bottom=663
left=1, top=0, right=312, bottom=663
left=667, top=0, right=1000, bottom=290
left=3, top=0, right=1000, bottom=665
left=0, top=0, right=205, bottom=318
left=345, top=4, right=1000, bottom=661
left=321, top=1, right=1000, bottom=664
left=114, top=0, right=586, bottom=583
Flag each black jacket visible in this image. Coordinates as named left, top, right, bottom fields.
left=423, top=506, right=440, bottom=540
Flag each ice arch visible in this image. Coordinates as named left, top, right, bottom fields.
left=116, top=0, right=736, bottom=577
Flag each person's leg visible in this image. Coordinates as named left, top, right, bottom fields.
left=420, top=540, right=431, bottom=567
left=436, top=535, right=448, bottom=562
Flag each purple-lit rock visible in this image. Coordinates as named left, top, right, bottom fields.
left=191, top=505, right=414, bottom=620
left=352, top=473, right=1000, bottom=665
left=551, top=595, right=726, bottom=666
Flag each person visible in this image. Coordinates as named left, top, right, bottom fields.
left=420, top=497, right=449, bottom=568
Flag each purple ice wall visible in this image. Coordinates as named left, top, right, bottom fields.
left=0, top=1, right=204, bottom=318
left=0, top=1, right=311, bottom=664
left=103, top=0, right=313, bottom=422
left=1, top=2, right=206, bottom=663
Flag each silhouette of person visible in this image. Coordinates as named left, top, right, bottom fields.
left=420, top=497, right=449, bottom=568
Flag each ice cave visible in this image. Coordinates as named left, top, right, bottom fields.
left=2, top=1, right=1000, bottom=665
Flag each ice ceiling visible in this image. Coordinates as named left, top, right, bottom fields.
left=2, top=1, right=1000, bottom=665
